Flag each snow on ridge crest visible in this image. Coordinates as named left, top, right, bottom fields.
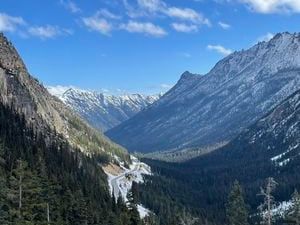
left=47, top=86, right=161, bottom=131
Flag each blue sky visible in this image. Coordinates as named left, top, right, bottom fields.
left=1, top=0, right=300, bottom=94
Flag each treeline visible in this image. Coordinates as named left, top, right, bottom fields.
left=0, top=102, right=145, bottom=225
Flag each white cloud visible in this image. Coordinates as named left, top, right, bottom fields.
left=82, top=16, right=113, bottom=35
left=218, top=21, right=231, bottom=29
left=82, top=10, right=120, bottom=35
left=122, top=0, right=146, bottom=18
left=83, top=1, right=210, bottom=37
left=60, top=0, right=81, bottom=13
left=137, top=0, right=166, bottom=12
left=0, top=12, right=72, bottom=40
left=98, top=9, right=121, bottom=20
left=166, top=7, right=210, bottom=25
left=120, top=21, right=167, bottom=37
left=28, top=25, right=72, bottom=39
left=133, top=0, right=210, bottom=30
left=82, top=9, right=167, bottom=38
left=0, top=13, right=26, bottom=32
left=171, top=23, right=198, bottom=33
left=257, top=32, right=274, bottom=42
left=207, top=44, right=233, bottom=56
left=240, top=0, right=300, bottom=13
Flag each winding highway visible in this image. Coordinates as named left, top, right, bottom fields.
left=111, top=163, right=141, bottom=199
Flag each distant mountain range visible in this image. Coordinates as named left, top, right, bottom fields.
left=48, top=87, right=160, bottom=131
left=107, top=32, right=300, bottom=153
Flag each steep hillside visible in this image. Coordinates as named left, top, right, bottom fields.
left=0, top=33, right=128, bottom=162
left=139, top=88, right=300, bottom=224
left=48, top=87, right=159, bottom=131
left=0, top=96, right=146, bottom=225
left=107, top=32, right=300, bottom=153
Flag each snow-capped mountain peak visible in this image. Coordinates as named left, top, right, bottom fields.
left=48, top=86, right=160, bottom=131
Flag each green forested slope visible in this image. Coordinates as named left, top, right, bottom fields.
left=0, top=102, right=143, bottom=225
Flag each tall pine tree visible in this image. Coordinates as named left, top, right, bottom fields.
left=0, top=144, right=9, bottom=225
left=127, top=187, right=141, bottom=225
left=226, top=180, right=249, bottom=225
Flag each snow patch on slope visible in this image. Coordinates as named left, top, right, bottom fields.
left=271, top=143, right=300, bottom=167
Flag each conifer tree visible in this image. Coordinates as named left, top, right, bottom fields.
left=127, top=188, right=141, bottom=225
left=8, top=159, right=45, bottom=224
left=285, top=190, right=300, bottom=225
left=132, top=182, right=140, bottom=204
left=0, top=145, right=9, bottom=225
left=0, top=174, right=9, bottom=225
left=226, top=180, right=249, bottom=225
left=117, top=193, right=125, bottom=210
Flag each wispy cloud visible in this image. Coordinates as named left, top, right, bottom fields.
left=82, top=17, right=112, bottom=35
left=97, top=9, right=121, bottom=20
left=171, top=23, right=198, bottom=33
left=207, top=44, right=233, bottom=56
left=239, top=0, right=300, bottom=14
left=120, top=21, right=167, bottom=37
left=218, top=21, right=231, bottom=29
left=166, top=7, right=210, bottom=26
left=82, top=16, right=111, bottom=35
left=0, top=13, right=26, bottom=32
left=28, top=25, right=72, bottom=39
left=181, top=52, right=192, bottom=58
left=82, top=10, right=120, bottom=35
left=60, top=0, right=81, bottom=13
left=257, top=32, right=274, bottom=42
left=122, top=0, right=147, bottom=18
left=0, top=12, right=71, bottom=40
left=125, top=0, right=210, bottom=33
left=80, top=0, right=210, bottom=37
left=137, top=0, right=166, bottom=12
left=82, top=8, right=167, bottom=37
left=136, top=0, right=210, bottom=24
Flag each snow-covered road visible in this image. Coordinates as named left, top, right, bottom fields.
left=110, top=163, right=140, bottom=199
left=105, top=156, right=152, bottom=218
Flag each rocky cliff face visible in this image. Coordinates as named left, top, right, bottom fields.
left=0, top=33, right=128, bottom=161
left=107, top=32, right=300, bottom=153
left=48, top=87, right=159, bottom=131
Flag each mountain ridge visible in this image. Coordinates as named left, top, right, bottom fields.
left=139, top=87, right=300, bottom=224
left=107, top=32, right=300, bottom=153
left=48, top=87, right=160, bottom=131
